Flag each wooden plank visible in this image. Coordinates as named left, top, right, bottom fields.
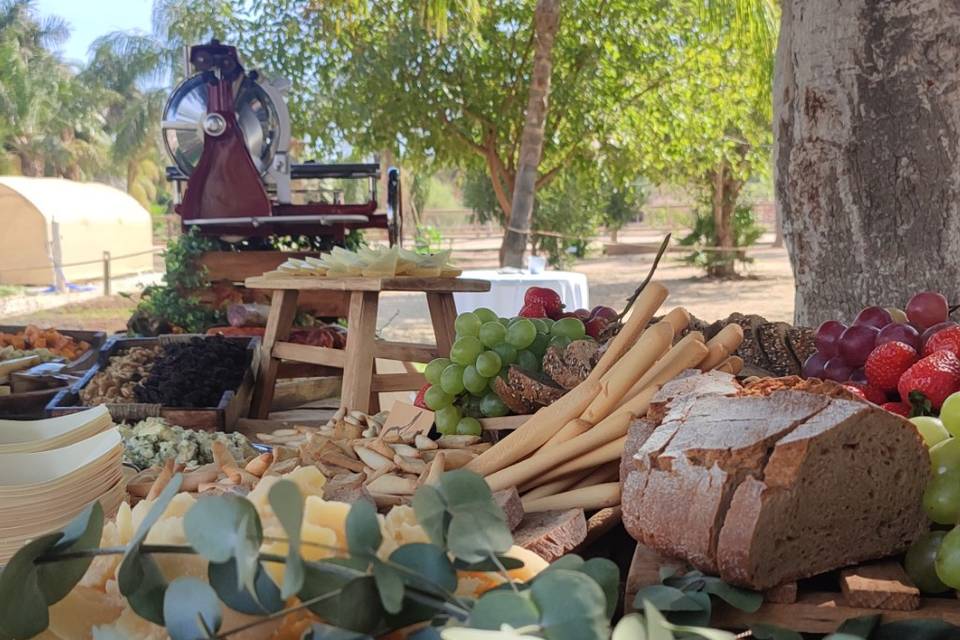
left=250, top=289, right=299, bottom=418
left=478, top=414, right=531, bottom=431
left=625, top=543, right=691, bottom=613
left=340, top=291, right=380, bottom=413
left=840, top=562, right=920, bottom=611
left=245, top=276, right=490, bottom=293
left=199, top=251, right=322, bottom=282
left=764, top=582, right=799, bottom=605
left=374, top=340, right=439, bottom=363
left=426, top=292, right=458, bottom=356
left=372, top=372, right=426, bottom=392
left=271, top=377, right=342, bottom=411
left=712, top=592, right=960, bottom=634
left=276, top=362, right=343, bottom=378
left=273, top=342, right=347, bottom=368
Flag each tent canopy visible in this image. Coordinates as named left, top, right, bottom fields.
left=0, top=177, right=156, bottom=286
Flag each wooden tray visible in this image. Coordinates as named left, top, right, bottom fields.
left=46, top=335, right=259, bottom=432
left=625, top=542, right=960, bottom=634
left=0, top=326, right=106, bottom=374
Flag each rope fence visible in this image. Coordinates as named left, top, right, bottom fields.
left=0, top=246, right=165, bottom=294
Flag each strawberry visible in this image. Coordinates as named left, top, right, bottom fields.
left=518, top=302, right=547, bottom=318
left=881, top=401, right=911, bottom=417
left=865, top=341, right=918, bottom=392
left=844, top=382, right=887, bottom=405
left=414, top=384, right=430, bottom=409
left=897, top=350, right=960, bottom=410
left=924, top=325, right=960, bottom=358
left=524, top=287, right=564, bottom=319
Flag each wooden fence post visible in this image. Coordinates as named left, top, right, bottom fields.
left=103, top=251, right=111, bottom=296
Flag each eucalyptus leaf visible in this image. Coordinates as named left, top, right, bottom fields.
left=637, top=602, right=675, bottom=640
left=437, top=470, right=500, bottom=514
left=835, top=615, right=881, bottom=638
left=542, top=554, right=585, bottom=572
left=468, top=590, right=540, bottom=630
left=635, top=585, right=709, bottom=613
left=118, top=474, right=182, bottom=595
left=208, top=559, right=283, bottom=615
left=530, top=569, right=610, bottom=640
left=37, top=501, right=104, bottom=604
left=182, top=495, right=263, bottom=564
left=303, top=622, right=375, bottom=639
left=373, top=561, right=405, bottom=614
left=346, top=500, right=382, bottom=558
left=335, top=577, right=384, bottom=633
left=871, top=619, right=960, bottom=639
left=408, top=627, right=444, bottom=640
left=611, top=614, right=647, bottom=640
left=124, top=554, right=168, bottom=625
left=579, top=558, right=620, bottom=619
left=299, top=564, right=353, bottom=622
left=453, top=556, right=525, bottom=572
left=412, top=485, right=449, bottom=548
left=163, top=577, right=223, bottom=640
left=233, top=512, right=261, bottom=596
left=446, top=510, right=513, bottom=564
left=268, top=479, right=305, bottom=598
left=661, top=591, right=711, bottom=627
left=390, top=543, right=458, bottom=593
left=699, top=577, right=762, bottom=613
left=749, top=624, right=803, bottom=640
left=0, top=533, right=61, bottom=639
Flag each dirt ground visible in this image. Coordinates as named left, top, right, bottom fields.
left=0, top=234, right=797, bottom=337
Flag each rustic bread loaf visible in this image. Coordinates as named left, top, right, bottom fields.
left=621, top=373, right=930, bottom=589
left=514, top=508, right=588, bottom=562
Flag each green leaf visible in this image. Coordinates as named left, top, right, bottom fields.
left=0, top=533, right=61, bottom=639
left=37, top=501, right=104, bottom=604
left=637, top=603, right=674, bottom=640
left=373, top=561, right=405, bottom=614
left=447, top=509, right=513, bottom=564
left=453, top=555, right=525, bottom=572
left=542, top=555, right=585, bottom=572
left=662, top=591, right=711, bottom=627
left=346, top=500, right=382, bottom=558
left=531, top=569, right=610, bottom=640
left=208, top=559, right=284, bottom=616
left=612, top=614, right=647, bottom=640
left=300, top=566, right=384, bottom=633
left=163, top=577, right=222, bottom=640
left=268, top=479, right=305, bottom=598
left=183, top=495, right=263, bottom=564
left=412, top=485, right=448, bottom=548
left=699, top=577, right=762, bottom=613
left=124, top=554, right=168, bottom=625
left=390, top=543, right=458, bottom=593
left=750, top=624, right=803, bottom=640
left=835, top=615, right=881, bottom=638
left=469, top=590, right=540, bottom=630
left=438, top=469, right=501, bottom=514
left=579, top=558, right=620, bottom=619
left=303, top=623, right=375, bottom=639
left=635, top=585, right=708, bottom=612
left=118, top=474, right=183, bottom=597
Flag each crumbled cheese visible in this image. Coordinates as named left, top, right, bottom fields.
left=119, top=417, right=254, bottom=469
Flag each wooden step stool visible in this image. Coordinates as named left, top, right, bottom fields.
left=246, top=275, right=490, bottom=417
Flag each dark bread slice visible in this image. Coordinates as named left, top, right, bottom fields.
left=715, top=399, right=930, bottom=589
left=508, top=366, right=566, bottom=407
left=514, top=508, right=587, bottom=562
left=542, top=340, right=600, bottom=390
left=492, top=375, right=537, bottom=414
left=494, top=487, right=524, bottom=531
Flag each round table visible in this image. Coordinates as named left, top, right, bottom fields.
left=453, top=269, right=590, bottom=318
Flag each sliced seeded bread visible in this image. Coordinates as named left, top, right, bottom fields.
left=508, top=366, right=566, bottom=407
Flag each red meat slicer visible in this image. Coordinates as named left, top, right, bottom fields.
left=162, top=41, right=401, bottom=245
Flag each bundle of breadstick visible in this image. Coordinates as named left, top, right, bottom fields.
left=464, top=282, right=743, bottom=513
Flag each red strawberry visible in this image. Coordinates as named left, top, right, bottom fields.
left=897, top=350, right=960, bottom=410
left=414, top=384, right=430, bottom=409
left=524, top=287, right=564, bottom=319
left=924, top=326, right=960, bottom=357
left=844, top=382, right=887, bottom=405
left=585, top=316, right=609, bottom=339
left=865, top=341, right=918, bottom=391
left=518, top=302, right=547, bottom=318
left=881, top=401, right=911, bottom=417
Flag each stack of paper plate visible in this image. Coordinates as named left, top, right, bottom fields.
left=0, top=405, right=113, bottom=454
left=0, top=426, right=123, bottom=564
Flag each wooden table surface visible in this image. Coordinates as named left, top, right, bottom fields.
left=245, top=275, right=491, bottom=293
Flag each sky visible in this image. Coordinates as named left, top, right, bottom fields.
left=35, top=0, right=154, bottom=65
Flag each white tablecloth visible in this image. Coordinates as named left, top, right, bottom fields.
left=454, top=269, right=590, bottom=319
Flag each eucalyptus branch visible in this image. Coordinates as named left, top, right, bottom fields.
left=215, top=588, right=343, bottom=638
left=489, top=552, right=520, bottom=595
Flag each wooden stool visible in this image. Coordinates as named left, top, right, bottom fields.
left=246, top=276, right=490, bottom=417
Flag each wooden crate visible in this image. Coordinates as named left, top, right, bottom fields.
left=625, top=542, right=960, bottom=634
left=0, top=326, right=106, bottom=374
left=46, top=334, right=259, bottom=432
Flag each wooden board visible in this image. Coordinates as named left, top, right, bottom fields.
left=0, top=326, right=106, bottom=374
left=199, top=251, right=322, bottom=282
left=245, top=275, right=490, bottom=293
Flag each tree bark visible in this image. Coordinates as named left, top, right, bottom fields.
left=776, top=0, right=960, bottom=326
left=708, top=163, right=741, bottom=278
left=501, top=0, right=561, bottom=268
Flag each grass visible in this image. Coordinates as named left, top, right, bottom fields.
left=0, top=285, right=23, bottom=298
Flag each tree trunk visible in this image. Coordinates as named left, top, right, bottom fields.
left=500, top=0, right=561, bottom=268
left=708, top=163, right=740, bottom=278
left=776, top=0, right=960, bottom=326
left=772, top=204, right=784, bottom=248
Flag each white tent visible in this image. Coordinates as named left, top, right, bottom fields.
left=0, top=177, right=155, bottom=286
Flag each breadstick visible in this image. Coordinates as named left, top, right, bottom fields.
left=465, top=379, right=601, bottom=477
left=540, top=419, right=592, bottom=451
left=212, top=440, right=239, bottom=471
left=580, top=321, right=673, bottom=424
left=661, top=307, right=691, bottom=336
left=572, top=461, right=620, bottom=489
left=180, top=464, right=219, bottom=492
left=699, top=324, right=744, bottom=371
left=245, top=452, right=274, bottom=477
left=622, top=332, right=708, bottom=402
left=588, top=283, right=668, bottom=381
left=521, top=468, right=593, bottom=499
left=715, top=355, right=744, bottom=374
left=424, top=452, right=445, bottom=486
left=146, top=458, right=175, bottom=501
left=486, top=412, right=634, bottom=492
left=533, top=436, right=628, bottom=486
left=521, top=482, right=621, bottom=513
